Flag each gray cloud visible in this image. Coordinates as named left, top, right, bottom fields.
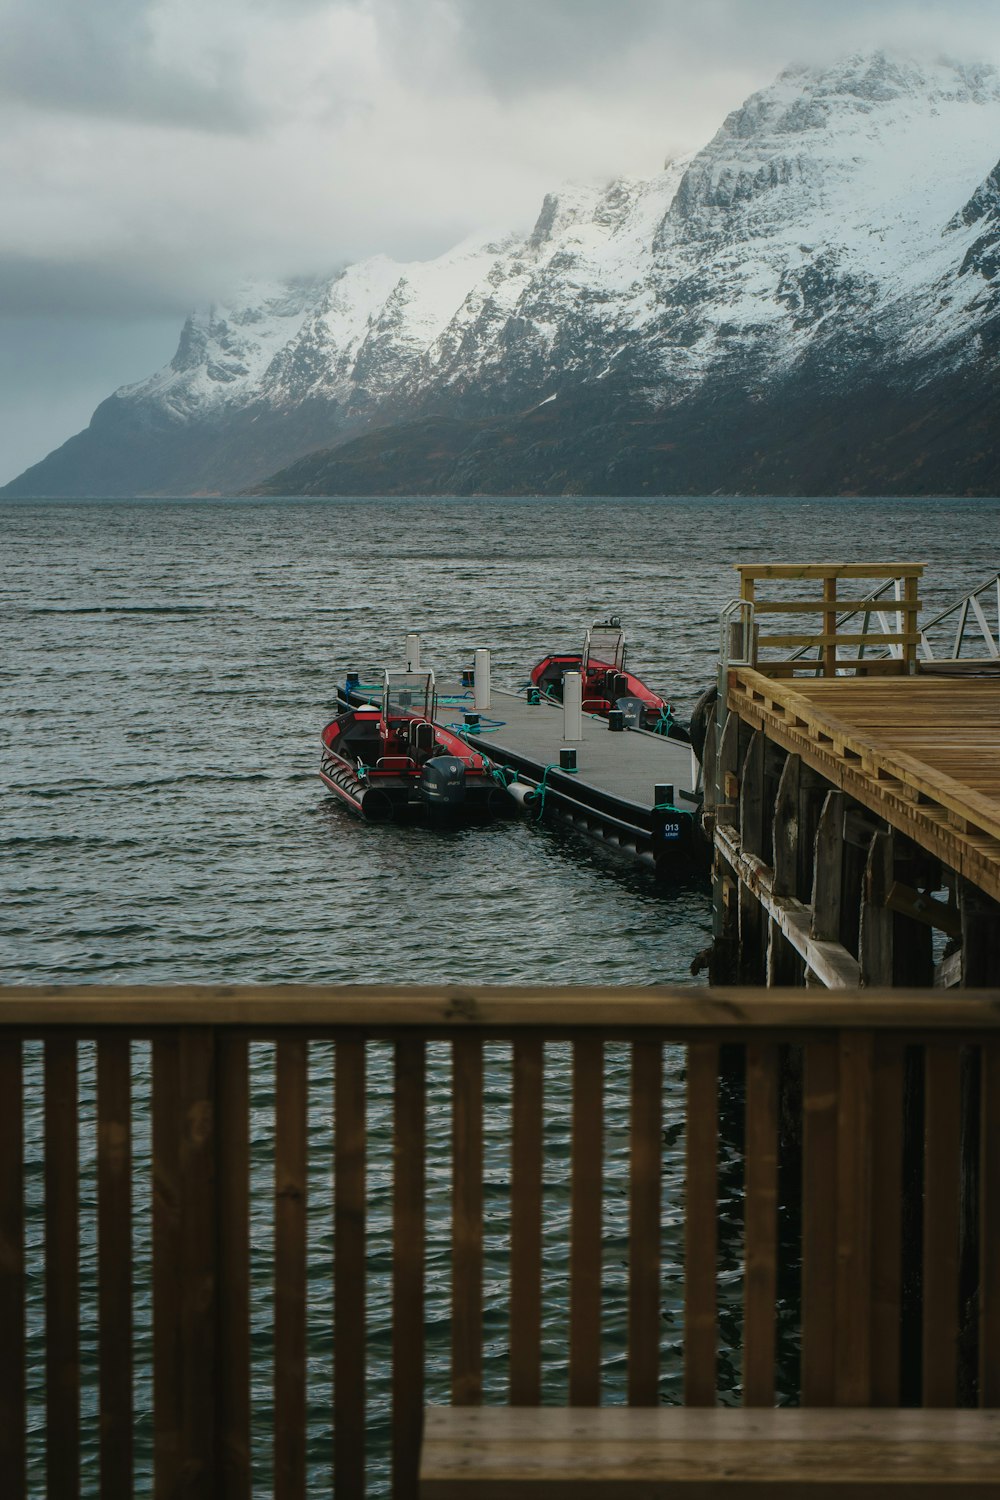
left=376, top=0, right=1000, bottom=98
left=0, top=0, right=263, bottom=131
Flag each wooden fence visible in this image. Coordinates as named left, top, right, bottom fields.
left=0, top=985, right=998, bottom=1498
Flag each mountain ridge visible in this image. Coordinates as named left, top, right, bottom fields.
left=5, top=50, right=1000, bottom=498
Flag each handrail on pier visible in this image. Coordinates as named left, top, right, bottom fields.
left=1, top=983, right=998, bottom=1498
left=733, top=563, right=924, bottom=678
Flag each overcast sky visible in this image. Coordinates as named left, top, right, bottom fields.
left=3, top=0, right=1000, bottom=484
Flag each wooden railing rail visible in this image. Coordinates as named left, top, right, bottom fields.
left=0, top=984, right=998, bottom=1500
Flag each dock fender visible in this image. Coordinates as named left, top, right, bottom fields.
left=688, top=684, right=718, bottom=764
left=506, top=781, right=539, bottom=813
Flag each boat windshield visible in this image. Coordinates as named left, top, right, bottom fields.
left=382, top=670, right=436, bottom=722
left=583, top=618, right=626, bottom=673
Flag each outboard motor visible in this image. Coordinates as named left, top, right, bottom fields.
left=419, top=755, right=467, bottom=809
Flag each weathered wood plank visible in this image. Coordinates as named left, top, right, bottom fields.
left=97, top=1036, right=133, bottom=1500
left=822, top=574, right=839, bottom=678
left=734, top=563, right=925, bottom=579
left=771, top=754, right=801, bottom=899
left=860, top=831, right=894, bottom=988
left=700, top=708, right=718, bottom=818
left=452, top=1037, right=483, bottom=1406
left=715, top=826, right=862, bottom=989
left=757, top=631, right=920, bottom=650
left=46, top=1036, right=80, bottom=1499
left=570, top=1038, right=603, bottom=1405
left=962, top=882, right=1000, bottom=986
left=982, top=1040, right=1000, bottom=1407
left=752, top=598, right=924, bottom=615
left=802, top=1041, right=838, bottom=1405
left=715, top=710, right=741, bottom=827
left=1, top=984, right=999, bottom=1031
left=869, top=1038, right=904, bottom=1407
left=923, top=1042, right=962, bottom=1408
left=177, top=1029, right=217, bottom=1499
left=419, top=1404, right=1000, bottom=1496
left=743, top=1042, right=778, bottom=1407
left=628, top=1040, right=662, bottom=1406
left=153, top=1035, right=181, bottom=1491
left=739, top=730, right=766, bottom=861
left=217, top=1035, right=251, bottom=1499
left=0, top=1039, right=25, bottom=1497
left=393, top=1038, right=426, bottom=1500
left=334, top=1038, right=367, bottom=1495
left=684, top=1044, right=718, bottom=1407
left=902, top=572, right=921, bottom=669
left=509, top=1039, right=543, bottom=1408
left=834, top=1032, right=874, bottom=1406
left=274, top=1038, right=308, bottom=1500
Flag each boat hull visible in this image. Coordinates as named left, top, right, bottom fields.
left=319, top=746, right=508, bottom=823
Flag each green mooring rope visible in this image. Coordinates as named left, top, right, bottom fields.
left=531, top=760, right=577, bottom=821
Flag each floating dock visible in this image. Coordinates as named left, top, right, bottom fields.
left=339, top=671, right=703, bottom=876
left=436, top=682, right=702, bottom=876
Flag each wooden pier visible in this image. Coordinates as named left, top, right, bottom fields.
left=703, top=564, right=1000, bottom=987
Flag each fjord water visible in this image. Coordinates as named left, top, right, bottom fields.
left=3, top=496, right=997, bottom=1492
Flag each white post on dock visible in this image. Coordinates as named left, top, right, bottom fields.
left=563, top=670, right=583, bottom=740
left=405, top=633, right=421, bottom=671
left=474, top=648, right=492, bottom=711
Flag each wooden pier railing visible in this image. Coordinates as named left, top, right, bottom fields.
left=0, top=985, right=998, bottom=1499
left=733, top=563, right=924, bottom=677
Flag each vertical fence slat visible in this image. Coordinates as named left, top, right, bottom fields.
left=46, top=1035, right=80, bottom=1498
left=97, top=1036, right=133, bottom=1499
left=684, top=1042, right=718, bottom=1407
left=924, top=1041, right=962, bottom=1407
left=275, top=1038, right=308, bottom=1500
left=743, top=1041, right=779, bottom=1407
left=177, top=1029, right=217, bottom=1498
left=153, top=1036, right=181, bottom=1493
left=834, top=1031, right=874, bottom=1406
left=217, top=1035, right=251, bottom=1499
left=628, top=1039, right=661, bottom=1406
left=334, top=1038, right=367, bottom=1494
left=982, top=1041, right=1000, bottom=1408
left=452, top=1037, right=483, bottom=1406
left=393, top=1038, right=426, bottom=1500
left=0, top=1038, right=25, bottom=1495
left=870, top=1037, right=904, bottom=1407
left=509, top=1038, right=543, bottom=1407
left=570, top=1038, right=603, bottom=1405
left=802, top=1039, right=838, bottom=1405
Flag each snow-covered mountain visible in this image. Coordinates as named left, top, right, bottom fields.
left=7, top=51, right=1000, bottom=498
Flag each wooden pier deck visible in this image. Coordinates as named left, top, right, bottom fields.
left=728, top=668, right=1000, bottom=901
